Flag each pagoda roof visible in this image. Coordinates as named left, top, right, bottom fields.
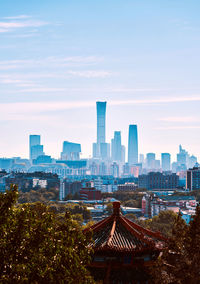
left=84, top=202, right=167, bottom=253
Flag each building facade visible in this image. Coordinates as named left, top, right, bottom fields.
left=128, top=124, right=138, bottom=165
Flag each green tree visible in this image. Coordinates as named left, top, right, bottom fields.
left=141, top=210, right=179, bottom=237
left=0, top=185, right=94, bottom=284
left=151, top=205, right=200, bottom=283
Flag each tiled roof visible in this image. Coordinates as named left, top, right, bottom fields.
left=84, top=202, right=167, bottom=253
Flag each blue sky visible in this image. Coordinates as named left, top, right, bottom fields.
left=0, top=0, right=200, bottom=160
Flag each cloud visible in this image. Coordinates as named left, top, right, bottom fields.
left=159, top=116, right=198, bottom=123
left=0, top=97, right=200, bottom=117
left=3, top=15, right=32, bottom=20
left=0, top=56, right=103, bottom=70
left=155, top=126, right=200, bottom=130
left=67, top=70, right=112, bottom=78
left=0, top=19, right=47, bottom=33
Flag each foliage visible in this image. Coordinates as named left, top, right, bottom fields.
left=125, top=213, right=137, bottom=222
left=18, top=187, right=59, bottom=204
left=140, top=210, right=180, bottom=238
left=0, top=185, right=94, bottom=284
left=122, top=199, right=141, bottom=208
left=151, top=205, right=200, bottom=283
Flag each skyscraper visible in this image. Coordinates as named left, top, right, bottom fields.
left=161, top=153, right=171, bottom=171
left=93, top=101, right=108, bottom=159
left=112, top=131, right=122, bottom=162
left=97, top=101, right=106, bottom=144
left=29, top=135, right=43, bottom=160
left=146, top=153, right=156, bottom=169
left=128, top=125, right=138, bottom=165
left=61, top=141, right=81, bottom=160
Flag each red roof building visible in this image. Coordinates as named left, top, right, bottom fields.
left=84, top=201, right=167, bottom=283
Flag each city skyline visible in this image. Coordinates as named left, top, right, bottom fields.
left=0, top=0, right=200, bottom=159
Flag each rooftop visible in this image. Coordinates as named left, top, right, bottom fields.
left=84, top=202, right=167, bottom=253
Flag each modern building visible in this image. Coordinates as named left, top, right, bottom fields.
left=30, top=145, right=44, bottom=160
left=186, top=167, right=200, bottom=191
left=138, top=172, right=179, bottom=190
left=111, top=131, right=122, bottom=162
left=29, top=135, right=44, bottom=161
left=100, top=142, right=110, bottom=160
left=146, top=153, right=156, bottom=169
left=93, top=101, right=107, bottom=158
left=61, top=141, right=81, bottom=160
left=161, top=153, right=171, bottom=171
left=121, top=145, right=126, bottom=164
left=128, top=124, right=138, bottom=165
left=177, top=145, right=188, bottom=167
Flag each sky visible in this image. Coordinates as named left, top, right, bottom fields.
left=0, top=0, right=200, bottom=161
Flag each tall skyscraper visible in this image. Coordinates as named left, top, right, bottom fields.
left=161, top=153, right=171, bottom=171
left=93, top=101, right=108, bottom=159
left=128, top=125, right=138, bottom=165
left=112, top=131, right=122, bottom=162
left=29, top=135, right=43, bottom=160
left=97, top=101, right=106, bottom=145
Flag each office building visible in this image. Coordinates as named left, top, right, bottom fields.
left=100, top=142, right=110, bottom=160
left=128, top=125, right=138, bottom=165
left=61, top=141, right=81, bottom=160
left=186, top=167, right=200, bottom=191
left=30, top=145, right=44, bottom=160
left=146, top=153, right=156, bottom=169
left=111, top=131, right=122, bottom=162
left=95, top=101, right=107, bottom=158
left=121, top=145, right=126, bottom=164
left=188, top=155, right=197, bottom=169
left=161, top=153, right=171, bottom=171
left=177, top=145, right=188, bottom=167
left=29, top=135, right=42, bottom=160
left=138, top=172, right=179, bottom=190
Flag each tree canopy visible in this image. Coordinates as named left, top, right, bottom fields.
left=0, top=185, right=94, bottom=284
left=151, top=205, right=200, bottom=283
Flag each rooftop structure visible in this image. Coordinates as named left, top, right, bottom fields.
left=84, top=201, right=167, bottom=283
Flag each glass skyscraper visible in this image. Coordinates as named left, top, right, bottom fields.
left=97, top=101, right=106, bottom=145
left=29, top=135, right=41, bottom=160
left=128, top=125, right=138, bottom=165
left=95, top=101, right=107, bottom=158
left=161, top=153, right=171, bottom=171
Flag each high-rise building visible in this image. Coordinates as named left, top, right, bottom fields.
left=161, top=153, right=171, bottom=171
left=61, top=141, right=81, bottom=160
left=30, top=145, right=44, bottom=160
left=96, top=101, right=106, bottom=156
left=111, top=131, right=122, bottom=162
left=177, top=145, right=188, bottom=167
left=146, top=153, right=156, bottom=169
left=186, top=167, right=200, bottom=191
left=29, top=135, right=40, bottom=159
left=29, top=135, right=44, bottom=161
left=128, top=125, right=138, bottom=165
left=121, top=145, right=126, bottom=164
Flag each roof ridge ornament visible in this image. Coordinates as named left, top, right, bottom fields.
left=113, top=201, right=120, bottom=215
